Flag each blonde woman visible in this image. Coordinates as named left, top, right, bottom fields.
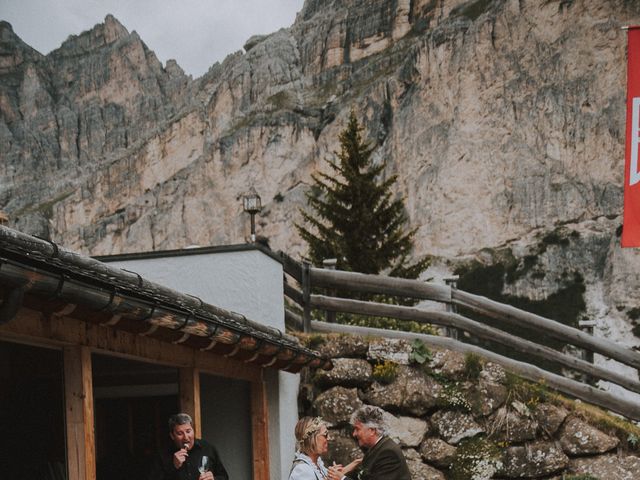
left=289, top=417, right=361, bottom=480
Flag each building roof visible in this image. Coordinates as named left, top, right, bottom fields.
left=0, top=226, right=331, bottom=372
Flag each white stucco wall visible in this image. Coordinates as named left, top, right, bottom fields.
left=105, top=247, right=297, bottom=480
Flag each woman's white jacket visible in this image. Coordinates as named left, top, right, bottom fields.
left=288, top=451, right=329, bottom=480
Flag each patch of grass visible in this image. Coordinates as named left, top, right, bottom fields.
left=464, top=352, right=483, bottom=381
left=335, top=312, right=438, bottom=335
left=503, top=372, right=547, bottom=408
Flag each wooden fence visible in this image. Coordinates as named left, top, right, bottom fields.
left=279, top=254, right=640, bottom=421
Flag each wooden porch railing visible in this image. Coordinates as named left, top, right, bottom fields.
left=278, top=254, right=640, bottom=421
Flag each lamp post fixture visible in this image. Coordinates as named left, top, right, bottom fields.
left=242, top=187, right=262, bottom=242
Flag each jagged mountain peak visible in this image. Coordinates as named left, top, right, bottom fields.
left=50, top=14, right=134, bottom=58
left=0, top=20, right=45, bottom=72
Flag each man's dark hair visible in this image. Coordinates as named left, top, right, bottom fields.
left=168, top=413, right=193, bottom=432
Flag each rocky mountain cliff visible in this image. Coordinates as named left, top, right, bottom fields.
left=2, top=1, right=640, bottom=388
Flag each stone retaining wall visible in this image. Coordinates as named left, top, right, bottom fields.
left=296, top=334, right=640, bottom=480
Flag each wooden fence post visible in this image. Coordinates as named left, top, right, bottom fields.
left=444, top=276, right=460, bottom=340
left=302, top=261, right=311, bottom=332
left=322, top=258, right=337, bottom=324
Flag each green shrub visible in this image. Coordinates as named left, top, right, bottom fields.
left=372, top=360, right=399, bottom=384
left=409, top=339, right=432, bottom=365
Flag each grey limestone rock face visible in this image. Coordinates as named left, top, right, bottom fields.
left=487, top=406, right=539, bottom=443
left=558, top=417, right=620, bottom=456
left=367, top=338, right=413, bottom=365
left=384, top=412, right=430, bottom=447
left=533, top=403, right=569, bottom=437
left=430, top=410, right=484, bottom=445
left=479, top=362, right=507, bottom=384
left=314, top=358, right=373, bottom=388
left=429, top=350, right=467, bottom=378
left=462, top=378, right=508, bottom=417
left=361, top=365, right=442, bottom=416
left=419, top=437, right=457, bottom=468
left=567, top=454, right=640, bottom=480
left=499, top=441, right=569, bottom=478
left=404, top=447, right=447, bottom=480
left=312, top=386, right=363, bottom=426
left=315, top=334, right=370, bottom=358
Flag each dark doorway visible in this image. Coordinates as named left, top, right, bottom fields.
left=92, top=354, right=178, bottom=480
left=0, top=341, right=66, bottom=480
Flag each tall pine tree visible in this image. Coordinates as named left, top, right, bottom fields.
left=296, top=111, right=428, bottom=278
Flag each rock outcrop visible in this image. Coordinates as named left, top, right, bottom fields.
left=2, top=1, right=640, bottom=395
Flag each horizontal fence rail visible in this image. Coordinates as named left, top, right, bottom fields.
left=309, top=295, right=640, bottom=395
left=308, top=320, right=640, bottom=422
left=310, top=268, right=452, bottom=303
left=281, top=257, right=640, bottom=420
left=451, top=289, right=640, bottom=370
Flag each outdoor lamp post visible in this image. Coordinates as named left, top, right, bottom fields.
left=242, top=187, right=262, bottom=242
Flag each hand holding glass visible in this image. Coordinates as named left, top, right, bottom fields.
left=199, top=456, right=210, bottom=474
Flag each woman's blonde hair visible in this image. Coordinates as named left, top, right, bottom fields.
left=295, top=416, right=326, bottom=454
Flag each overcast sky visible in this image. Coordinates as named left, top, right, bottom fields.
left=2, top=0, right=303, bottom=77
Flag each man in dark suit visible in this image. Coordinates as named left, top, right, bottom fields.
left=148, top=413, right=229, bottom=480
left=338, top=406, right=411, bottom=480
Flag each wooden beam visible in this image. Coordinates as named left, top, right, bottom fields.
left=179, top=367, right=202, bottom=435
left=280, top=252, right=303, bottom=282
left=0, top=307, right=262, bottom=382
left=452, top=289, right=640, bottom=370
left=64, top=346, right=96, bottom=480
left=309, top=267, right=452, bottom=303
left=251, top=380, right=270, bottom=480
left=310, top=320, right=640, bottom=422
left=283, top=282, right=304, bottom=307
left=310, top=295, right=640, bottom=395
left=284, top=308, right=303, bottom=331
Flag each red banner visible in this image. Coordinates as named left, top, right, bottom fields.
left=623, top=27, right=640, bottom=247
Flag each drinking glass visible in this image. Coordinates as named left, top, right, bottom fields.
left=199, top=456, right=210, bottom=474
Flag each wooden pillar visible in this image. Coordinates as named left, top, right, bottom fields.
left=251, top=380, right=270, bottom=480
left=179, top=367, right=201, bottom=435
left=64, top=346, right=96, bottom=480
